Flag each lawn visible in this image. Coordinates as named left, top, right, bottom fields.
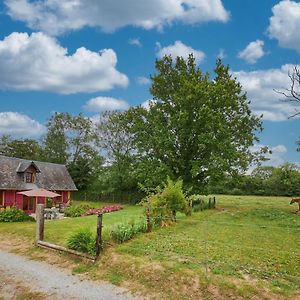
left=0, top=200, right=143, bottom=245
left=0, top=195, right=299, bottom=299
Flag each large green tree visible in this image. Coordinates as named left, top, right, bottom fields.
left=126, top=55, right=263, bottom=192
left=44, top=112, right=102, bottom=191
left=96, top=111, right=137, bottom=192
left=43, top=113, right=69, bottom=164
left=0, top=135, right=43, bottom=160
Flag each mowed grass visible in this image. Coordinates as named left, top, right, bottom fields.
left=0, top=195, right=299, bottom=299
left=0, top=200, right=143, bottom=245
left=112, top=195, right=300, bottom=298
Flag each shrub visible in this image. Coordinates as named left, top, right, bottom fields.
left=67, top=229, right=96, bottom=256
left=142, top=178, right=188, bottom=225
left=46, top=198, right=53, bottom=208
left=0, top=207, right=35, bottom=222
left=111, top=220, right=147, bottom=243
left=64, top=204, right=92, bottom=217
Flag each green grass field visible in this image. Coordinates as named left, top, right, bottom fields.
left=0, top=195, right=299, bottom=299
left=0, top=201, right=143, bottom=245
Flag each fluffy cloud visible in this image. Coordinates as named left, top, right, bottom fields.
left=0, top=112, right=45, bottom=138
left=233, top=64, right=300, bottom=121
left=0, top=32, right=128, bottom=94
left=238, top=40, right=265, bottom=64
left=5, top=0, right=229, bottom=35
left=156, top=40, right=205, bottom=64
left=141, top=99, right=157, bottom=110
left=268, top=0, right=300, bottom=52
left=84, top=97, right=130, bottom=112
left=250, top=144, right=288, bottom=169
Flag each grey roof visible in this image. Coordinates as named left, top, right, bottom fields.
left=16, top=161, right=40, bottom=173
left=0, top=155, right=77, bottom=191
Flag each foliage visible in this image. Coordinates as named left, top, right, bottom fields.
left=95, top=111, right=137, bottom=193
left=142, top=178, right=188, bottom=223
left=111, top=220, right=147, bottom=243
left=43, top=112, right=69, bottom=164
left=0, top=207, right=35, bottom=222
left=43, top=112, right=103, bottom=191
left=46, top=198, right=53, bottom=208
left=64, top=204, right=92, bottom=217
left=209, top=163, right=300, bottom=196
left=67, top=229, right=96, bottom=256
left=0, top=135, right=43, bottom=160
left=125, top=55, right=263, bottom=193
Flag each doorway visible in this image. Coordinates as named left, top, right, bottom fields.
left=23, top=196, right=36, bottom=213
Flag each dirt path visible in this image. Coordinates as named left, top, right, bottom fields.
left=0, top=250, right=141, bottom=300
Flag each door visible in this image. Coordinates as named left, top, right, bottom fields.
left=23, top=196, right=36, bottom=213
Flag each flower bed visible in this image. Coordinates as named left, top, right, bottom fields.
left=81, top=204, right=123, bottom=216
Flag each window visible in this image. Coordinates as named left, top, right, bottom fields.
left=25, top=172, right=34, bottom=183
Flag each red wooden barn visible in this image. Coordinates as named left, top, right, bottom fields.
left=0, top=155, right=77, bottom=213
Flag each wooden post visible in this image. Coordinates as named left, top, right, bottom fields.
left=213, top=197, right=216, bottom=208
left=36, top=204, right=45, bottom=243
left=146, top=206, right=152, bottom=232
left=95, top=213, right=103, bottom=258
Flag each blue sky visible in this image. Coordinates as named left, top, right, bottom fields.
left=0, top=0, right=299, bottom=167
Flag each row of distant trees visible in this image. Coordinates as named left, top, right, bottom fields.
left=0, top=55, right=299, bottom=197
left=209, top=164, right=300, bottom=197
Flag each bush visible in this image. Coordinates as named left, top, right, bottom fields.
left=64, top=204, right=92, bottom=217
left=46, top=198, right=53, bottom=208
left=142, top=178, right=188, bottom=225
left=111, top=220, right=147, bottom=243
left=0, top=207, right=35, bottom=222
left=67, top=229, right=95, bottom=256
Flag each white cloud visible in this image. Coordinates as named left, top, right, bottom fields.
left=250, top=144, right=288, bottom=169
left=217, top=48, right=226, bottom=60
left=5, top=0, right=229, bottom=35
left=0, top=112, right=45, bottom=138
left=129, top=38, right=142, bottom=47
left=84, top=96, right=130, bottom=112
left=268, top=0, right=300, bottom=52
left=137, top=76, right=151, bottom=85
left=156, top=40, right=205, bottom=64
left=141, top=99, right=157, bottom=110
left=238, top=40, right=265, bottom=64
left=233, top=64, right=300, bottom=121
left=0, top=32, right=128, bottom=94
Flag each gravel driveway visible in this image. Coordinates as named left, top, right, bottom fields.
left=0, top=250, right=140, bottom=300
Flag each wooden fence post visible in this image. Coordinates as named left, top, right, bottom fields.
left=146, top=206, right=152, bottom=232
left=213, top=196, right=216, bottom=208
left=95, top=213, right=103, bottom=258
left=36, top=204, right=45, bottom=243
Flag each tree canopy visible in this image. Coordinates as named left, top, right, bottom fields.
left=126, top=55, right=262, bottom=192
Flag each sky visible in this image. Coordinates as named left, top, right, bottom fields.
left=0, top=0, right=299, bottom=168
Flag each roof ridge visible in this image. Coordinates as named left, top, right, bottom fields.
left=0, top=155, right=67, bottom=167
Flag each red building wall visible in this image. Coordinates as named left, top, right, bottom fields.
left=4, top=191, right=15, bottom=206
left=15, top=193, right=23, bottom=210
left=62, top=191, right=69, bottom=203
